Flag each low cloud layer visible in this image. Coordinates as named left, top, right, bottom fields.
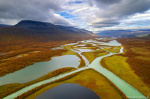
left=0, top=0, right=150, bottom=32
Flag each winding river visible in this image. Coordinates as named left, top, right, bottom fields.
left=3, top=39, right=147, bottom=99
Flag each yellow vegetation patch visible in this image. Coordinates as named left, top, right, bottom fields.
left=101, top=55, right=150, bottom=97
left=81, top=51, right=109, bottom=63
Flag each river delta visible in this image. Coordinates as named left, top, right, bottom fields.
left=1, top=38, right=148, bottom=99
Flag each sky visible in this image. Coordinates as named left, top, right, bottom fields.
left=0, top=0, right=150, bottom=33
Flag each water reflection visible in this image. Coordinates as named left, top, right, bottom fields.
left=36, top=83, right=100, bottom=99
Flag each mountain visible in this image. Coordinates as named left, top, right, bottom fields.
left=97, top=30, right=150, bottom=37
left=0, top=24, right=11, bottom=27
left=14, top=20, right=92, bottom=35
left=0, top=20, right=93, bottom=42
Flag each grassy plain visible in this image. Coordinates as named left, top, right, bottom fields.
left=24, top=69, right=126, bottom=99
left=118, top=38, right=150, bottom=86
left=101, top=55, right=150, bottom=97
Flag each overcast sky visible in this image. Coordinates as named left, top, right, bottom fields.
left=0, top=0, right=150, bottom=33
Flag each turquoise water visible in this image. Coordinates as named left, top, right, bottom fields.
left=89, top=47, right=146, bottom=99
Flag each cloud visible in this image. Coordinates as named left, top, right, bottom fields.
left=0, top=0, right=150, bottom=32
left=86, top=0, right=150, bottom=30
left=0, top=0, right=72, bottom=25
left=88, top=0, right=121, bottom=6
left=87, top=17, right=120, bottom=28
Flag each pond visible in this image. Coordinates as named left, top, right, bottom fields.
left=0, top=55, right=80, bottom=86
left=36, top=83, right=100, bottom=99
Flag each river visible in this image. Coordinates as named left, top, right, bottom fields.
left=3, top=38, right=147, bottom=99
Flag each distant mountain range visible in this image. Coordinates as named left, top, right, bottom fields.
left=97, top=30, right=150, bottom=37
left=0, top=20, right=93, bottom=42
left=0, top=24, right=11, bottom=27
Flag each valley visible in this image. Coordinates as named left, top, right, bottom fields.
left=0, top=37, right=149, bottom=99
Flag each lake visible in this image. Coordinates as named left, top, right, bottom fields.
left=36, top=83, right=100, bottom=99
